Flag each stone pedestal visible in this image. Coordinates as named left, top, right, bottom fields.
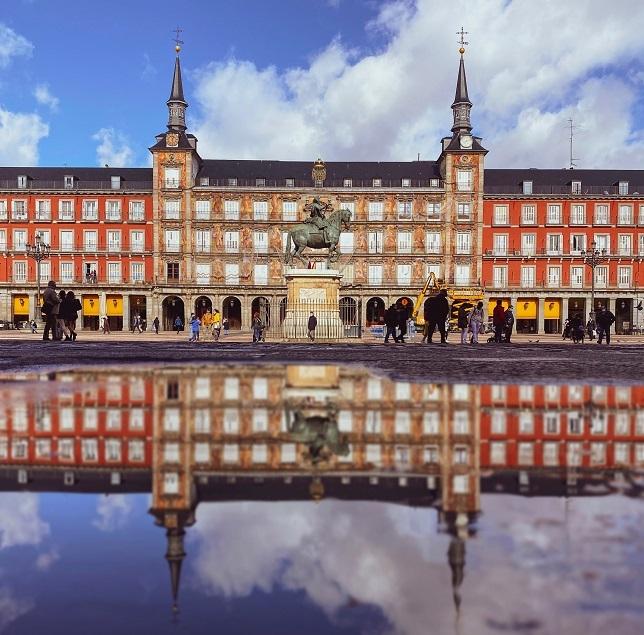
left=282, top=269, right=344, bottom=340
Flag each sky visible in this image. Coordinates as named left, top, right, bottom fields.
left=1, top=0, right=644, bottom=169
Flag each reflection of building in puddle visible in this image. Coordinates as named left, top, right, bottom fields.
left=0, top=367, right=643, bottom=615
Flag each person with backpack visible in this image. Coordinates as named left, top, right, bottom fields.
left=596, top=306, right=616, bottom=345
left=457, top=304, right=470, bottom=344
left=503, top=305, right=515, bottom=343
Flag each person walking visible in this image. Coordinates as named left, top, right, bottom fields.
left=173, top=315, right=183, bottom=335
left=223, top=317, right=230, bottom=336
left=252, top=312, right=264, bottom=343
left=586, top=314, right=596, bottom=341
left=153, top=316, right=160, bottom=335
left=132, top=313, right=143, bottom=334
left=457, top=304, right=470, bottom=344
left=56, top=289, right=70, bottom=341
left=503, top=305, right=515, bottom=343
left=202, top=310, right=213, bottom=338
left=396, top=304, right=408, bottom=343
left=384, top=304, right=397, bottom=343
left=60, top=291, right=81, bottom=341
left=188, top=314, right=201, bottom=342
left=492, top=300, right=506, bottom=343
left=41, top=280, right=61, bottom=342
left=307, top=311, right=318, bottom=341
left=212, top=309, right=222, bottom=341
left=596, top=306, right=616, bottom=345
left=30, top=319, right=37, bottom=334
left=468, top=301, right=485, bottom=344
left=101, top=315, right=111, bottom=334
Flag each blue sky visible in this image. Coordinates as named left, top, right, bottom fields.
left=1, top=0, right=644, bottom=168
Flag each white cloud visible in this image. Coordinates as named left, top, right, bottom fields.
left=33, top=84, right=59, bottom=111
left=92, top=127, right=135, bottom=167
left=0, top=586, right=33, bottom=633
left=0, top=23, right=32, bottom=68
left=34, top=548, right=59, bottom=571
left=0, top=493, right=49, bottom=549
left=190, top=0, right=644, bottom=168
left=92, top=494, right=133, bottom=532
left=0, top=108, right=48, bottom=166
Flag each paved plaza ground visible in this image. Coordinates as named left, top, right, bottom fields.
left=0, top=331, right=642, bottom=384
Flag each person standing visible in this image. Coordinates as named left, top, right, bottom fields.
left=61, top=291, right=81, bottom=341
left=596, top=306, right=616, bottom=345
left=428, top=289, right=449, bottom=344
left=586, top=314, right=596, bottom=340
left=252, top=312, right=264, bottom=343
left=492, top=300, right=506, bottom=343
left=223, top=317, right=230, bottom=336
left=56, top=289, right=69, bottom=341
left=457, top=304, right=470, bottom=344
left=30, top=319, right=37, bottom=334
left=173, top=315, right=183, bottom=335
left=307, top=311, right=318, bottom=341
left=102, top=315, right=111, bottom=334
left=384, top=304, right=397, bottom=343
left=396, top=303, right=408, bottom=343
left=153, top=316, right=160, bottom=335
left=468, top=301, right=485, bottom=344
left=212, top=309, right=222, bottom=341
left=42, top=280, right=61, bottom=342
left=188, top=314, right=201, bottom=342
left=503, top=305, right=515, bottom=343
left=202, top=310, right=213, bottom=338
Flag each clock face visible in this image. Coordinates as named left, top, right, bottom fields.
left=460, top=135, right=473, bottom=149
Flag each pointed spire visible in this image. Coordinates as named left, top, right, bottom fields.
left=165, top=527, right=186, bottom=613
left=169, top=56, right=186, bottom=104
left=453, top=55, right=471, bottom=107
left=448, top=536, right=466, bottom=619
left=167, top=38, right=188, bottom=131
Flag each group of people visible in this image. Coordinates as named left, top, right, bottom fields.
left=174, top=309, right=228, bottom=342
left=563, top=306, right=616, bottom=344
left=41, top=280, right=82, bottom=342
left=491, top=300, right=515, bottom=343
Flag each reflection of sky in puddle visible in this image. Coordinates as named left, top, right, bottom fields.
left=0, top=364, right=643, bottom=634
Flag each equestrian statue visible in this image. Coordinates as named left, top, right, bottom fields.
left=284, top=197, right=352, bottom=266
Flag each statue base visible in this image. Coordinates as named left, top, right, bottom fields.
left=282, top=268, right=344, bottom=340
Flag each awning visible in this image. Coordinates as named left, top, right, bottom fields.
left=106, top=295, right=123, bottom=316
left=13, top=295, right=29, bottom=315
left=488, top=298, right=510, bottom=315
left=516, top=300, right=537, bottom=319
left=83, top=295, right=99, bottom=316
left=544, top=299, right=561, bottom=319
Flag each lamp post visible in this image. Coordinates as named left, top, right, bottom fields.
left=25, top=232, right=51, bottom=321
left=581, top=240, right=608, bottom=320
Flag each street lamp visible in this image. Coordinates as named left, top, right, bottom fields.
left=25, top=232, right=51, bottom=321
left=581, top=240, right=608, bottom=320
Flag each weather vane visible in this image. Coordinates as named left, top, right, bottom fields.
left=457, top=27, right=469, bottom=55
left=173, top=26, right=184, bottom=54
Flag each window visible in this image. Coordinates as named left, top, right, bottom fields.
left=521, top=205, right=536, bottom=224
left=253, top=200, right=268, bottom=220
left=255, top=178, right=266, bottom=187
left=594, top=266, right=608, bottom=288
left=570, top=266, right=584, bottom=288
left=640, top=205, right=644, bottom=225
left=12, top=261, right=26, bottom=282
left=227, top=177, right=237, bottom=187
left=570, top=234, right=586, bottom=254
left=17, top=174, right=27, bottom=189
left=570, top=204, right=585, bottom=225
left=57, top=200, right=73, bottom=221
left=521, top=265, right=535, bottom=288
left=544, top=413, right=559, bottom=435
left=425, top=264, right=441, bottom=280
left=618, top=234, right=632, bottom=256
left=519, top=411, right=534, bottom=434
left=60, top=230, right=75, bottom=252
left=195, top=263, right=210, bottom=283
left=618, top=204, right=633, bottom=225
left=594, top=204, right=609, bottom=224
left=107, top=262, right=121, bottom=283
left=457, top=202, right=471, bottom=221
left=426, top=202, right=441, bottom=221
left=615, top=412, right=630, bottom=435
left=12, top=229, right=26, bottom=252
left=195, top=200, right=211, bottom=220
left=130, top=262, right=144, bottom=282
left=282, top=201, right=297, bottom=221
left=64, top=175, right=74, bottom=189
left=165, top=230, right=180, bottom=252
left=129, top=201, right=145, bottom=221
left=430, top=178, right=440, bottom=188
left=519, top=385, right=534, bottom=401
left=426, top=232, right=441, bottom=254
left=59, top=262, right=73, bottom=283
left=493, top=205, right=509, bottom=225
left=107, top=230, right=121, bottom=252
left=490, top=442, right=506, bottom=465
left=493, top=234, right=508, bottom=256
left=225, top=263, right=239, bottom=285
left=571, top=180, right=582, bottom=194
left=368, top=264, right=382, bottom=286
left=253, top=230, right=268, bottom=253
left=619, top=181, right=629, bottom=195
left=543, top=442, right=559, bottom=466
left=106, top=201, right=121, bottom=221
left=368, top=231, right=383, bottom=254
left=397, top=264, right=412, bottom=286
left=639, top=234, right=644, bottom=256
left=491, top=410, right=506, bottom=433
left=129, top=231, right=144, bottom=253
left=372, top=178, right=381, bottom=187
left=456, top=232, right=471, bottom=254
left=224, top=230, right=239, bottom=253
left=547, top=266, right=561, bottom=287
left=522, top=180, right=533, bottom=195
left=110, top=176, right=121, bottom=190
left=456, top=169, right=472, bottom=191
left=11, top=200, right=27, bottom=220
left=547, top=204, right=561, bottom=224
left=455, top=265, right=470, bottom=286
left=521, top=233, right=536, bottom=256
left=401, top=178, right=411, bottom=187
left=194, top=409, right=211, bottom=434
left=397, top=201, right=412, bottom=220
left=254, top=264, right=268, bottom=285
left=493, top=266, right=507, bottom=288
left=285, top=178, right=295, bottom=188
left=547, top=234, right=562, bottom=255
left=40, top=262, right=51, bottom=282
left=368, top=201, right=384, bottom=221
left=164, top=167, right=180, bottom=188
left=340, top=178, right=352, bottom=188
left=594, top=234, right=610, bottom=254
left=224, top=199, right=240, bottom=220
left=195, top=230, right=211, bottom=253
left=338, top=232, right=354, bottom=254
left=397, top=231, right=412, bottom=254
left=167, top=262, right=179, bottom=280
left=0, top=229, right=5, bottom=251
left=35, top=200, right=51, bottom=220
left=618, top=266, right=632, bottom=288
left=163, top=473, right=179, bottom=495
left=164, top=199, right=180, bottom=220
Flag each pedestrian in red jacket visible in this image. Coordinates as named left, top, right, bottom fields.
left=492, top=300, right=506, bottom=343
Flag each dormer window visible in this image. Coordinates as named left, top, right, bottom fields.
left=343, top=179, right=352, bottom=188
left=255, top=178, right=266, bottom=187
left=372, top=178, right=382, bottom=187
left=401, top=178, right=411, bottom=188
left=227, top=178, right=237, bottom=187
left=571, top=180, right=582, bottom=194
left=429, top=178, right=440, bottom=188
left=17, top=175, right=27, bottom=189
left=64, top=175, right=74, bottom=190
left=619, top=181, right=629, bottom=195
left=285, top=178, right=295, bottom=188
left=111, top=176, right=121, bottom=190
left=522, top=180, right=533, bottom=195
left=199, top=177, right=209, bottom=186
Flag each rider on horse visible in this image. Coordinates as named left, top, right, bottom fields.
left=304, top=197, right=331, bottom=242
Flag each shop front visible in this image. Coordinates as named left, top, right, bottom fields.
left=106, top=294, right=123, bottom=331
left=129, top=295, right=147, bottom=331
left=568, top=297, right=586, bottom=321
left=12, top=295, right=29, bottom=326
left=616, top=298, right=632, bottom=334
left=515, top=299, right=537, bottom=334
left=82, top=294, right=100, bottom=330
left=544, top=298, right=561, bottom=334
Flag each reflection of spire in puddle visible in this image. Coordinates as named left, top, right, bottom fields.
left=448, top=535, right=465, bottom=635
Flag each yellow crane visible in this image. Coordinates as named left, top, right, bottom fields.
left=412, top=272, right=440, bottom=322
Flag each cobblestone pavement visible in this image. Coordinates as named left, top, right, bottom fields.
left=0, top=338, right=642, bottom=385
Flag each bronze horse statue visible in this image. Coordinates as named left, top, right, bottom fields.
left=284, top=208, right=352, bottom=266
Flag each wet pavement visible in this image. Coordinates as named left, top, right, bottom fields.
left=0, top=362, right=643, bottom=634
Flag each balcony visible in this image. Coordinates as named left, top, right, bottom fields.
left=225, top=241, right=239, bottom=254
